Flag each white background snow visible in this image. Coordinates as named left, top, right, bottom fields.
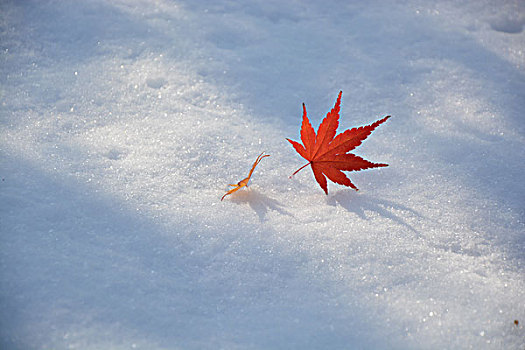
left=1, top=0, right=524, bottom=349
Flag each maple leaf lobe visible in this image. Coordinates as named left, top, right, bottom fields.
left=312, top=91, right=342, bottom=159
left=287, top=91, right=390, bottom=194
left=300, top=103, right=316, bottom=159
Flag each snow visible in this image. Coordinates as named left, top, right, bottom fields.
left=1, top=0, right=524, bottom=349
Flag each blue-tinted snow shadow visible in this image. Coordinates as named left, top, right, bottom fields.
left=228, top=188, right=293, bottom=221
left=1, top=0, right=164, bottom=65
left=0, top=153, right=388, bottom=349
left=328, top=190, right=422, bottom=235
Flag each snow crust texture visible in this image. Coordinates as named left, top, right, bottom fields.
left=1, top=1, right=524, bottom=349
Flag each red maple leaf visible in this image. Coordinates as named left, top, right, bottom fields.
left=287, top=91, right=390, bottom=194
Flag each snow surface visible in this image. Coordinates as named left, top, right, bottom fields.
left=1, top=0, right=524, bottom=349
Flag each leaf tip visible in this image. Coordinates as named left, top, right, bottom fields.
left=379, top=115, right=391, bottom=124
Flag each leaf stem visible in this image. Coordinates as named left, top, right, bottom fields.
left=289, top=162, right=311, bottom=178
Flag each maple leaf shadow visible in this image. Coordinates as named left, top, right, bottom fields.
left=329, top=191, right=422, bottom=235
left=230, top=188, right=293, bottom=221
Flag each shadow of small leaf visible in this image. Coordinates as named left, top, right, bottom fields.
left=230, top=188, right=293, bottom=221
left=329, top=190, right=422, bottom=234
